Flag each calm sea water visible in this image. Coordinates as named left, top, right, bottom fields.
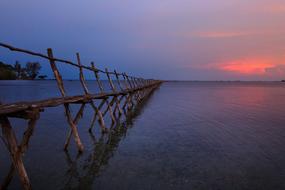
left=1, top=81, right=285, bottom=190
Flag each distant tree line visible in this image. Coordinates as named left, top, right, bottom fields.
left=0, top=61, right=47, bottom=80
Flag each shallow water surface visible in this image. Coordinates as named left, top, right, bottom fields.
left=1, top=81, right=285, bottom=190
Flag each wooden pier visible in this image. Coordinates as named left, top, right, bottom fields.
left=0, top=43, right=162, bottom=190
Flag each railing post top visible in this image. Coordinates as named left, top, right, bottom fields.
left=47, top=48, right=53, bottom=55
left=76, top=53, right=81, bottom=65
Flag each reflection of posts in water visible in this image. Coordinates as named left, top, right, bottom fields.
left=62, top=84, right=159, bottom=190
left=0, top=109, right=40, bottom=190
left=0, top=42, right=162, bottom=189
left=0, top=81, right=159, bottom=190
left=64, top=103, right=86, bottom=150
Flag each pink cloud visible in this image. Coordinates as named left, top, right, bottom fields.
left=219, top=57, right=285, bottom=76
left=193, top=31, right=252, bottom=38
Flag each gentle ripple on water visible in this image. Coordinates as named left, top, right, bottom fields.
left=0, top=81, right=285, bottom=190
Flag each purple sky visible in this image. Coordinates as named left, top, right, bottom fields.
left=1, top=0, right=285, bottom=80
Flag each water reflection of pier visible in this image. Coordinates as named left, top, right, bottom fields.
left=0, top=43, right=162, bottom=190
left=62, top=90, right=155, bottom=190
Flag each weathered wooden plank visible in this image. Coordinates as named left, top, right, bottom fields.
left=0, top=82, right=161, bottom=116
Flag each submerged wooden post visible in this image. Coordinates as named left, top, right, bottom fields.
left=125, top=74, right=133, bottom=89
left=121, top=73, right=132, bottom=111
left=105, top=68, right=116, bottom=91
left=114, top=70, right=123, bottom=91
left=102, top=97, right=116, bottom=116
left=129, top=76, right=139, bottom=105
left=77, top=53, right=107, bottom=133
left=122, top=73, right=130, bottom=90
left=0, top=117, right=31, bottom=190
left=91, top=62, right=104, bottom=92
left=105, top=68, right=123, bottom=116
left=112, top=72, right=128, bottom=117
left=1, top=109, right=40, bottom=189
left=123, top=73, right=135, bottom=110
left=91, top=62, right=116, bottom=123
left=129, top=76, right=141, bottom=102
left=89, top=99, right=106, bottom=132
left=47, top=48, right=84, bottom=152
left=64, top=103, right=86, bottom=150
left=77, top=53, right=89, bottom=94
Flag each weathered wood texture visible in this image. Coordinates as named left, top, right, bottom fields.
left=0, top=82, right=161, bottom=115
left=0, top=43, right=162, bottom=189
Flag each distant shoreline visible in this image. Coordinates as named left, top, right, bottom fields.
left=163, top=80, right=285, bottom=83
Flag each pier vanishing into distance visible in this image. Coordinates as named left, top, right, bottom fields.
left=0, top=43, right=162, bottom=190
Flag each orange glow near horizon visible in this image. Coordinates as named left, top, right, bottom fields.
left=220, top=58, right=275, bottom=75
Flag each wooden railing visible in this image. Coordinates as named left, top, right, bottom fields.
left=0, top=43, right=162, bottom=190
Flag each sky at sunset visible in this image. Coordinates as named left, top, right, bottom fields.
left=0, top=0, right=285, bottom=80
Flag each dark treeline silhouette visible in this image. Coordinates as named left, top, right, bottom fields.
left=0, top=61, right=46, bottom=80
left=0, top=62, right=16, bottom=80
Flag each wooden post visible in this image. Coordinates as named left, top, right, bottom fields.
left=91, top=63, right=115, bottom=123
left=116, top=95, right=127, bottom=118
left=76, top=53, right=89, bottom=94
left=0, top=117, right=31, bottom=190
left=105, top=68, right=116, bottom=92
left=123, top=73, right=135, bottom=110
left=105, top=68, right=123, bottom=116
left=76, top=53, right=107, bottom=134
left=89, top=103, right=108, bottom=133
left=91, top=62, right=104, bottom=93
left=89, top=99, right=106, bottom=132
left=125, top=74, right=133, bottom=89
left=129, top=77, right=141, bottom=102
left=19, top=110, right=40, bottom=154
left=47, top=48, right=84, bottom=152
left=121, top=73, right=132, bottom=112
left=122, top=73, right=130, bottom=90
left=1, top=109, right=40, bottom=190
left=114, top=70, right=123, bottom=91
left=47, top=48, right=66, bottom=96
left=64, top=103, right=86, bottom=150
left=64, top=105, right=84, bottom=152
left=102, top=97, right=116, bottom=116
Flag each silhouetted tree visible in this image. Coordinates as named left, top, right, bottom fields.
left=14, top=61, right=22, bottom=79
left=25, top=62, right=41, bottom=79
left=0, top=62, right=16, bottom=80
left=0, top=61, right=44, bottom=80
